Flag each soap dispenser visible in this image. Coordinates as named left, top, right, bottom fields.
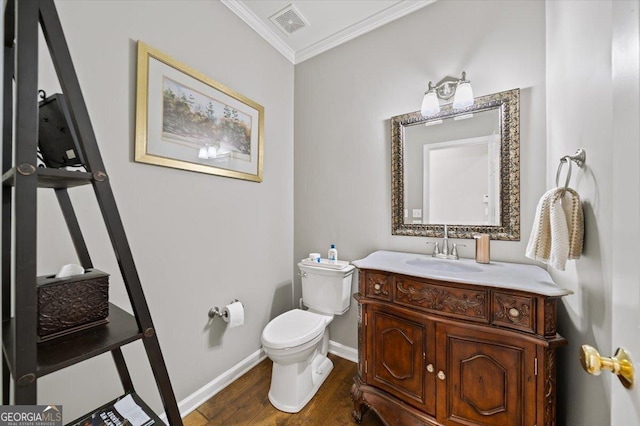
left=473, top=234, right=490, bottom=264
left=328, top=244, right=338, bottom=263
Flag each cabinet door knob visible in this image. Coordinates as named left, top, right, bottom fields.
left=437, top=370, right=446, bottom=380
left=426, top=364, right=434, bottom=373
left=374, top=284, right=381, bottom=293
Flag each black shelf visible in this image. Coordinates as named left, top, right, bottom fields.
left=67, top=391, right=163, bottom=426
left=2, top=1, right=181, bottom=420
left=2, top=167, right=93, bottom=189
left=2, top=303, right=142, bottom=378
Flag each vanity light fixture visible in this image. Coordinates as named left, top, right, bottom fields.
left=421, top=83, right=441, bottom=117
left=420, top=71, right=474, bottom=117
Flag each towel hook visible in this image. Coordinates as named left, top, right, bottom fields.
left=556, top=149, right=586, bottom=196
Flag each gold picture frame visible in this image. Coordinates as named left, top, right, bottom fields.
left=135, top=41, right=264, bottom=182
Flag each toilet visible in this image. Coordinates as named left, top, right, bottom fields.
left=261, top=261, right=355, bottom=413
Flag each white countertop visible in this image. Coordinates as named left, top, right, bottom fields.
left=352, top=250, right=572, bottom=297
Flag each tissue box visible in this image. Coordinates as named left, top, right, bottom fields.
left=37, top=269, right=109, bottom=341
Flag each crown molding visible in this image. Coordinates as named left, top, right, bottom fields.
left=221, top=0, right=296, bottom=64
left=295, top=0, right=436, bottom=64
left=222, top=0, right=436, bottom=65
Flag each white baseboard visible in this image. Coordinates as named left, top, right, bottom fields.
left=159, top=348, right=267, bottom=424
left=328, top=340, right=358, bottom=363
left=160, top=340, right=358, bottom=422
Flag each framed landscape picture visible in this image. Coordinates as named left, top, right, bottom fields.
left=135, top=41, right=264, bottom=182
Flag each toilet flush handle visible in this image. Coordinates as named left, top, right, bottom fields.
left=298, top=271, right=307, bottom=278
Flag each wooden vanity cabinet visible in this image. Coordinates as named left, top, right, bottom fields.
left=352, top=269, right=566, bottom=426
left=435, top=322, right=537, bottom=425
left=366, top=304, right=436, bottom=416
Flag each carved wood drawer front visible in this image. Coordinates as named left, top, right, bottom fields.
left=365, top=272, right=392, bottom=301
left=394, top=278, right=488, bottom=323
left=491, top=292, right=535, bottom=334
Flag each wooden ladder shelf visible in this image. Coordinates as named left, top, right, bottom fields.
left=1, top=0, right=182, bottom=424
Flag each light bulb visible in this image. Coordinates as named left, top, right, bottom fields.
left=198, top=147, right=209, bottom=159
left=421, top=91, right=440, bottom=117
left=453, top=81, right=474, bottom=109
left=207, top=146, right=218, bottom=158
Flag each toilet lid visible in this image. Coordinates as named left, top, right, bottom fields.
left=262, top=309, right=326, bottom=350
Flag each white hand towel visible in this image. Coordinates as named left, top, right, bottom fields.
left=564, top=188, right=584, bottom=260
left=526, top=188, right=556, bottom=264
left=526, top=187, right=584, bottom=271
left=549, top=190, right=570, bottom=270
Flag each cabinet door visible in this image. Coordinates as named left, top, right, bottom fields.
left=436, top=323, right=536, bottom=426
left=367, top=305, right=435, bottom=415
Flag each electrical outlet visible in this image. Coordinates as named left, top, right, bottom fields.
left=412, top=209, right=422, bottom=218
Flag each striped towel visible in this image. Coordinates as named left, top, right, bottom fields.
left=526, top=187, right=584, bottom=271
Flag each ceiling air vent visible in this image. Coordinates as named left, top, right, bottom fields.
left=270, top=4, right=309, bottom=36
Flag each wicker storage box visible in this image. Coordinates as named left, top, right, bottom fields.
left=37, top=268, right=109, bottom=341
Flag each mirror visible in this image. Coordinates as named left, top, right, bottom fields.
left=391, top=89, right=520, bottom=240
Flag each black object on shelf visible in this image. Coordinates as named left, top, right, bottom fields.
left=1, top=1, right=182, bottom=424
left=67, top=392, right=163, bottom=426
left=38, top=92, right=85, bottom=169
left=37, top=269, right=110, bottom=342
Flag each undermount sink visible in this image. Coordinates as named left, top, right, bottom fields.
left=405, top=258, right=484, bottom=273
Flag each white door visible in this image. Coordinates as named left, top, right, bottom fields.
left=610, top=1, right=639, bottom=423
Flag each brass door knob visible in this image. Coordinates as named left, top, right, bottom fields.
left=580, top=345, right=634, bottom=389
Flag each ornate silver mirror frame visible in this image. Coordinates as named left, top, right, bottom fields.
left=391, top=88, right=520, bottom=240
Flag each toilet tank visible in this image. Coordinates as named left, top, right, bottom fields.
left=298, top=262, right=355, bottom=315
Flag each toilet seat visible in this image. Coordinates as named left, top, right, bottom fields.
left=262, top=309, right=326, bottom=350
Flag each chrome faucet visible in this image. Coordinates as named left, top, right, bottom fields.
left=442, top=225, right=450, bottom=257
left=426, top=225, right=465, bottom=260
left=425, top=241, right=441, bottom=256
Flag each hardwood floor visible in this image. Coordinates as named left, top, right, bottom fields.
left=183, top=353, right=384, bottom=425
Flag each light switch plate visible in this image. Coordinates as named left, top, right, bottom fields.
left=412, top=209, right=422, bottom=218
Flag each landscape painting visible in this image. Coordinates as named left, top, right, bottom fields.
left=162, top=77, right=252, bottom=161
left=135, top=41, right=264, bottom=182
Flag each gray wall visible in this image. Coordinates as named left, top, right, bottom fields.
left=546, top=1, right=615, bottom=424
left=294, top=0, right=546, bottom=348
left=15, top=0, right=294, bottom=420
left=2, top=1, right=629, bottom=424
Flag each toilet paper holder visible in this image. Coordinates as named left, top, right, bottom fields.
left=208, top=299, right=241, bottom=320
